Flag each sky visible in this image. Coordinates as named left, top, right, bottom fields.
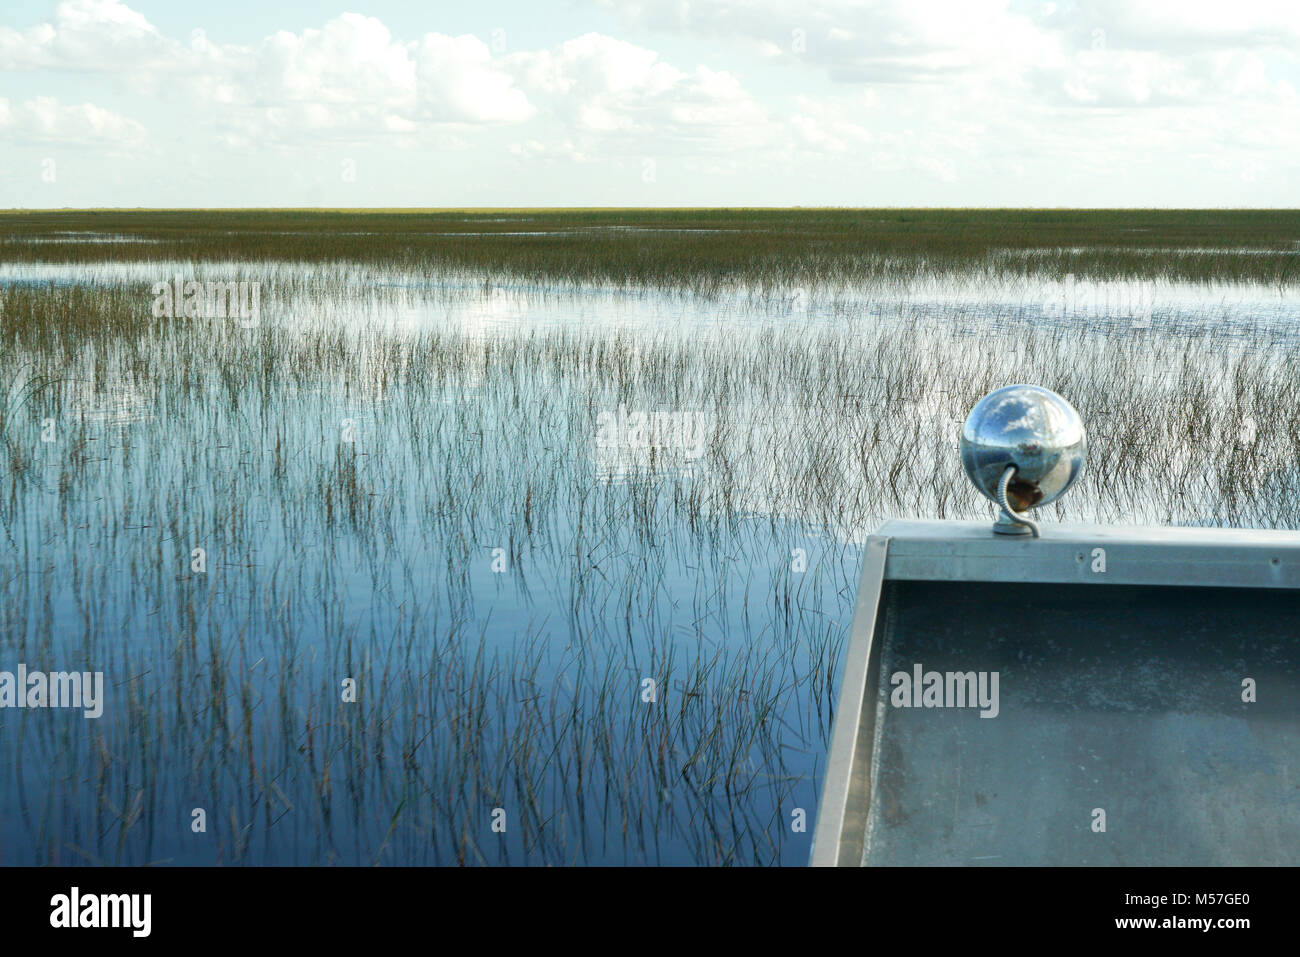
left=1, top=0, right=1298, bottom=207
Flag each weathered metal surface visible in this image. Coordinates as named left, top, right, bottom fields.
left=881, top=519, right=1300, bottom=589
left=809, top=535, right=889, bottom=867
left=813, top=521, right=1300, bottom=866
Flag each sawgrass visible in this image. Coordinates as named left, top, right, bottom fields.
left=4, top=208, right=1300, bottom=288
left=1, top=215, right=1298, bottom=864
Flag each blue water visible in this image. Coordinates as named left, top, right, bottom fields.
left=2, top=258, right=1297, bottom=864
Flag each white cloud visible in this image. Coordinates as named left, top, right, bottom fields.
left=177, top=17, right=534, bottom=139
left=255, top=15, right=416, bottom=105
left=2, top=0, right=1298, bottom=203
left=509, top=34, right=768, bottom=152
left=0, top=4, right=761, bottom=152
left=596, top=0, right=1300, bottom=111
left=0, top=95, right=146, bottom=147
left=417, top=34, right=532, bottom=123
left=596, top=0, right=1051, bottom=83
left=580, top=0, right=1300, bottom=201
left=0, top=0, right=180, bottom=71
left=785, top=94, right=872, bottom=153
left=1046, top=1, right=1300, bottom=53
left=1029, top=40, right=1298, bottom=109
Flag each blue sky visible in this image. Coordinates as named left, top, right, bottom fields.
left=2, top=0, right=1299, bottom=207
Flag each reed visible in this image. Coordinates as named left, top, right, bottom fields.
left=3, top=208, right=1300, bottom=287
left=1, top=216, right=1297, bottom=865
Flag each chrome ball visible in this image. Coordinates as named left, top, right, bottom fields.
left=960, top=385, right=1086, bottom=512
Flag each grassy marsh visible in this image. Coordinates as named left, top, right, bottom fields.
left=1, top=211, right=1299, bottom=865
left=4, top=208, right=1300, bottom=289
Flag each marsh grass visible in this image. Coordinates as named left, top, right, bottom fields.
left=1, top=216, right=1299, bottom=864
left=4, top=209, right=1300, bottom=289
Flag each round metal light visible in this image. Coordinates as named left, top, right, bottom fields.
left=960, top=384, right=1086, bottom=535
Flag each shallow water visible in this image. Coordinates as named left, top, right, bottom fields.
left=1, top=252, right=1297, bottom=864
